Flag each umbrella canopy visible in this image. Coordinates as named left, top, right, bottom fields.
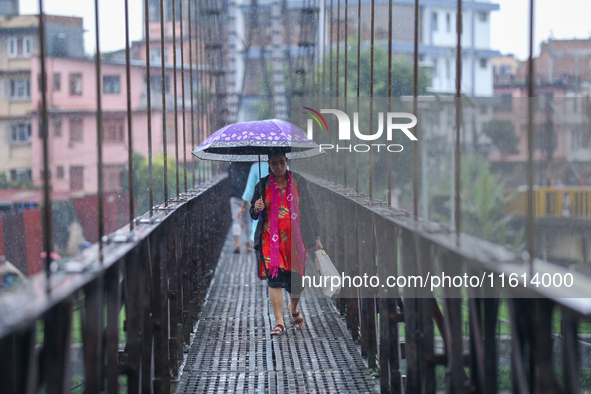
left=192, top=119, right=324, bottom=162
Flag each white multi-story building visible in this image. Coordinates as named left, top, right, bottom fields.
left=353, top=0, right=500, bottom=96
left=421, top=0, right=499, bottom=96
left=229, top=0, right=500, bottom=121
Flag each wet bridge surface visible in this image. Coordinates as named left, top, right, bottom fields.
left=176, top=238, right=380, bottom=393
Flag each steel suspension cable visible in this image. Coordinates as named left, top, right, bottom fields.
left=37, top=0, right=52, bottom=285
left=125, top=0, right=135, bottom=229
left=369, top=0, right=375, bottom=200
left=527, top=0, right=536, bottom=271
left=143, top=0, right=154, bottom=215
left=455, top=0, right=463, bottom=239
left=343, top=0, right=348, bottom=188
left=356, top=0, right=360, bottom=192
left=94, top=0, right=104, bottom=263
left=188, top=0, right=195, bottom=188
left=387, top=0, right=392, bottom=207
left=180, top=0, right=187, bottom=192
left=172, top=0, right=180, bottom=196
left=160, top=0, right=169, bottom=205
left=335, top=0, right=340, bottom=185
left=412, top=0, right=419, bottom=221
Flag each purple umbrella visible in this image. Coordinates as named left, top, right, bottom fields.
left=192, top=119, right=324, bottom=162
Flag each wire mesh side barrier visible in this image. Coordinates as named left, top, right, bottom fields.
left=0, top=0, right=228, bottom=392
left=308, top=176, right=588, bottom=394
left=0, top=177, right=231, bottom=394
left=308, top=1, right=586, bottom=392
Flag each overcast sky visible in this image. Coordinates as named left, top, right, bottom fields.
left=19, top=0, right=591, bottom=60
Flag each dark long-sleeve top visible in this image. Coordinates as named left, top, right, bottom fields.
left=249, top=171, right=320, bottom=251
left=228, top=162, right=252, bottom=199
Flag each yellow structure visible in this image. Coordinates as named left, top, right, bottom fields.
left=507, top=187, right=591, bottom=218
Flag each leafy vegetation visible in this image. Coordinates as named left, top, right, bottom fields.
left=482, top=119, right=520, bottom=156
left=460, top=154, right=524, bottom=248
left=434, top=153, right=524, bottom=249
left=121, top=153, right=180, bottom=215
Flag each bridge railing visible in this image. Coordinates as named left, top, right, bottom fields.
left=309, top=175, right=591, bottom=394
left=0, top=176, right=230, bottom=394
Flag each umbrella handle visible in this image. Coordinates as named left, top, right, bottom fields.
left=258, top=155, right=262, bottom=198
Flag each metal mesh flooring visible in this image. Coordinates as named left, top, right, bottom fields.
left=177, top=237, right=379, bottom=393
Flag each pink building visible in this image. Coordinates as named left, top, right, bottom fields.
left=489, top=84, right=568, bottom=163
left=30, top=56, right=204, bottom=193
left=488, top=83, right=587, bottom=186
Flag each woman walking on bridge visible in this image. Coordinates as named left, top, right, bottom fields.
left=250, top=151, right=323, bottom=336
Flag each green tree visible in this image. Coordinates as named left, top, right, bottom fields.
left=0, top=172, right=9, bottom=188
left=121, top=153, right=179, bottom=215
left=314, top=39, right=431, bottom=98
left=439, top=153, right=523, bottom=249
left=0, top=171, right=36, bottom=190
left=482, top=119, right=519, bottom=156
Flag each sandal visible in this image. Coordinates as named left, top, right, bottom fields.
left=270, top=323, right=286, bottom=336
left=288, top=304, right=304, bottom=329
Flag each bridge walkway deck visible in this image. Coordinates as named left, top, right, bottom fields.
left=176, top=238, right=380, bottom=393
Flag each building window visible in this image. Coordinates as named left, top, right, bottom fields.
left=102, top=118, right=125, bottom=142
left=53, top=119, right=62, bottom=137
left=480, top=58, right=488, bottom=69
left=148, top=75, right=170, bottom=92
left=7, top=36, right=33, bottom=58
left=8, top=37, right=16, bottom=57
left=69, top=73, right=82, bottom=95
left=56, top=166, right=64, bottom=179
left=69, top=118, right=83, bottom=142
left=148, top=0, right=161, bottom=22
left=445, top=59, right=450, bottom=80
left=54, top=73, right=61, bottom=91
left=70, top=166, right=84, bottom=190
left=103, top=75, right=121, bottom=94
left=9, top=123, right=32, bottom=144
left=150, top=48, right=162, bottom=64
left=40, top=169, right=52, bottom=180
left=175, top=47, right=182, bottom=67
left=446, top=13, right=451, bottom=32
left=12, top=169, right=32, bottom=183
left=104, top=166, right=124, bottom=191
left=5, top=79, right=31, bottom=100
left=432, top=12, right=438, bottom=32
left=25, top=37, right=32, bottom=56
left=478, top=11, right=488, bottom=22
